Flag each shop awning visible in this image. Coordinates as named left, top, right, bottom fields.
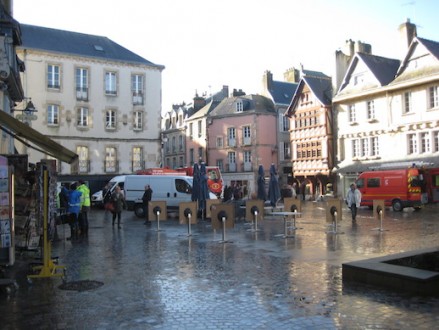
left=0, top=110, right=78, bottom=165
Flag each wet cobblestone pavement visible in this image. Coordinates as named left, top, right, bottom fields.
left=1, top=202, right=439, bottom=329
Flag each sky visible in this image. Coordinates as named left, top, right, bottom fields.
left=12, top=0, right=439, bottom=113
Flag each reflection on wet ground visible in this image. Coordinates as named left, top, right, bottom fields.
left=1, top=202, right=438, bottom=329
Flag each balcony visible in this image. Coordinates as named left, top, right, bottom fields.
left=78, top=160, right=90, bottom=173
left=226, top=163, right=237, bottom=172
left=242, top=137, right=251, bottom=146
left=76, top=87, right=89, bottom=101
left=242, top=162, right=252, bottom=172
left=132, top=92, right=144, bottom=105
left=132, top=160, right=145, bottom=172
left=104, top=160, right=119, bottom=173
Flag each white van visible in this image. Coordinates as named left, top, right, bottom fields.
left=91, top=175, right=125, bottom=207
left=124, top=174, right=216, bottom=217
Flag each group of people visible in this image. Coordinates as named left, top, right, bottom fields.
left=102, top=183, right=152, bottom=227
left=58, top=180, right=90, bottom=240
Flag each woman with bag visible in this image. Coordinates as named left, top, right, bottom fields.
left=111, top=185, right=127, bottom=229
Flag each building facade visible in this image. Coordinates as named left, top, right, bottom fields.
left=333, top=21, right=439, bottom=197
left=207, top=92, right=277, bottom=197
left=287, top=70, right=334, bottom=199
left=16, top=24, right=164, bottom=176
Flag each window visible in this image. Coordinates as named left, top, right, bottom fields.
left=352, top=139, right=361, bottom=157
left=281, top=114, right=290, bottom=132
left=216, top=137, right=223, bottom=148
left=356, top=178, right=364, bottom=189
left=421, top=132, right=430, bottom=153
left=105, top=147, right=117, bottom=172
left=408, top=133, right=418, bottom=154
left=198, top=120, right=202, bottom=137
left=77, top=107, right=89, bottom=127
left=434, top=131, right=439, bottom=152
left=189, top=148, right=194, bottom=165
left=105, top=109, right=116, bottom=129
left=47, top=64, right=60, bottom=89
left=367, top=100, right=375, bottom=120
left=371, top=137, right=379, bottom=156
left=198, top=147, right=203, bottom=159
left=217, top=159, right=224, bottom=172
left=228, top=152, right=236, bottom=172
left=76, top=67, right=88, bottom=100
left=76, top=146, right=89, bottom=173
left=179, top=156, right=184, bottom=168
left=283, top=142, right=291, bottom=160
left=348, top=104, right=356, bottom=123
left=132, top=147, right=143, bottom=172
left=132, top=74, right=144, bottom=105
left=243, top=126, right=251, bottom=145
left=133, top=111, right=143, bottom=130
left=47, top=104, right=59, bottom=125
left=172, top=137, right=176, bottom=152
left=189, top=123, right=193, bottom=139
left=367, top=178, right=380, bottom=188
left=178, top=135, right=183, bottom=151
left=228, top=127, right=236, bottom=147
left=105, top=71, right=117, bottom=95
left=362, top=138, right=369, bottom=157
left=429, top=86, right=439, bottom=109
left=176, top=179, right=191, bottom=194
left=236, top=100, right=243, bottom=112
left=403, top=92, right=412, bottom=114
left=243, top=151, right=251, bottom=171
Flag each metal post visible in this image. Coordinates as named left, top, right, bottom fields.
left=188, top=214, right=192, bottom=236
left=222, top=217, right=226, bottom=242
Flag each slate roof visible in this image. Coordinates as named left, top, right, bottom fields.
left=18, top=24, right=164, bottom=69
left=267, top=80, right=298, bottom=105
left=209, top=94, right=275, bottom=117
left=287, top=73, right=332, bottom=116
left=393, top=37, right=439, bottom=79
left=417, top=37, right=439, bottom=60
left=357, top=53, right=400, bottom=85
left=336, top=53, right=400, bottom=95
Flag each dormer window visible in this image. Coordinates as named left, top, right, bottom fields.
left=236, top=100, right=243, bottom=112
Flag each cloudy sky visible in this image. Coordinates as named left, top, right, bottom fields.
left=13, top=0, right=439, bottom=112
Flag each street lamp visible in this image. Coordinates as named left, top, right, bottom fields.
left=13, top=98, right=38, bottom=123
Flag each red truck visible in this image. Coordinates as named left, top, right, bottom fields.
left=354, top=168, right=426, bottom=211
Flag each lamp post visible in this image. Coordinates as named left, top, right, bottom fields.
left=14, top=98, right=37, bottom=124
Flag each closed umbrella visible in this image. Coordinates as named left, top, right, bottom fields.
left=191, top=163, right=200, bottom=202
left=268, top=163, right=281, bottom=207
left=199, top=163, right=210, bottom=216
left=257, top=165, right=266, bottom=201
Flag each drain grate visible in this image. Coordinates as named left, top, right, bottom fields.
left=59, top=280, right=103, bottom=292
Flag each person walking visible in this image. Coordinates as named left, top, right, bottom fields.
left=67, top=183, right=82, bottom=240
left=142, top=184, right=153, bottom=225
left=346, top=183, right=362, bottom=221
left=111, top=185, right=127, bottom=229
left=77, top=180, right=91, bottom=237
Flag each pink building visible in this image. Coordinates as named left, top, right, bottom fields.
left=207, top=91, right=277, bottom=197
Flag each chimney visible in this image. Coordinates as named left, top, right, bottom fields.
left=355, top=40, right=372, bottom=54
left=283, top=68, right=300, bottom=83
left=398, top=18, right=417, bottom=51
left=193, top=92, right=206, bottom=111
left=262, top=70, right=273, bottom=94
left=232, top=89, right=245, bottom=97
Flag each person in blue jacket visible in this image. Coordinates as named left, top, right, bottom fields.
left=67, top=182, right=82, bottom=240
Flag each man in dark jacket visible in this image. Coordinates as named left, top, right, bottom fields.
left=142, top=185, right=153, bottom=225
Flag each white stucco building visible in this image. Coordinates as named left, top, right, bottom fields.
left=16, top=24, right=164, bottom=176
